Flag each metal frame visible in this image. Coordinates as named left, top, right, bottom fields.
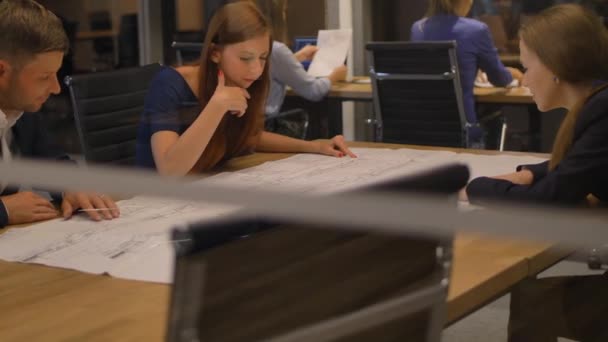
left=64, top=75, right=90, bottom=160
left=171, top=41, right=203, bottom=66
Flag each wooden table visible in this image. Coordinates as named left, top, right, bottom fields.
left=286, top=77, right=535, bottom=139
left=0, top=142, right=570, bottom=341
left=323, top=77, right=534, bottom=105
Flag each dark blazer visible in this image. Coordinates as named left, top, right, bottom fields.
left=0, top=112, right=71, bottom=227
left=467, top=86, right=608, bottom=205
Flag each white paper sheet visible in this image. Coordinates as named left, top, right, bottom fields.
left=207, top=148, right=545, bottom=195
left=474, top=71, right=520, bottom=88
left=0, top=148, right=546, bottom=283
left=0, top=196, right=239, bottom=283
left=307, top=29, right=352, bottom=77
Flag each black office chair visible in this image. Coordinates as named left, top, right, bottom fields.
left=168, top=215, right=451, bottom=342
left=367, top=41, right=482, bottom=148
left=265, top=109, right=310, bottom=140
left=65, top=63, right=162, bottom=166
left=166, top=164, right=469, bottom=342
left=171, top=41, right=204, bottom=66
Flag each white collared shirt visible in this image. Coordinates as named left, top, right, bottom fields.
left=0, top=109, right=24, bottom=193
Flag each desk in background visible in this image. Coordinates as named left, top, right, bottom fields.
left=285, top=77, right=536, bottom=144
left=0, top=142, right=569, bottom=341
left=324, top=77, right=535, bottom=106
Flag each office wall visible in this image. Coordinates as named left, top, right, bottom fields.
left=286, top=0, right=326, bottom=45
left=176, top=0, right=204, bottom=31
left=372, top=0, right=427, bottom=41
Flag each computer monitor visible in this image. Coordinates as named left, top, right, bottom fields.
left=166, top=163, right=469, bottom=341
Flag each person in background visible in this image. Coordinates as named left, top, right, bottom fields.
left=411, top=0, right=523, bottom=147
left=0, top=0, right=119, bottom=228
left=257, top=0, right=347, bottom=138
left=136, top=2, right=354, bottom=177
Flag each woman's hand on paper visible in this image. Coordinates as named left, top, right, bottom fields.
left=492, top=170, right=534, bottom=185
left=506, top=67, right=524, bottom=83
left=316, top=135, right=357, bottom=158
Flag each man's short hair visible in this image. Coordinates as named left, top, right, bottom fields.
left=0, top=0, right=69, bottom=65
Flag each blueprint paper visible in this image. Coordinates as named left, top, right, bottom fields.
left=0, top=196, right=239, bottom=283
left=0, top=148, right=545, bottom=283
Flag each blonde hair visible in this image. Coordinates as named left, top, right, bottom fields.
left=519, top=4, right=608, bottom=170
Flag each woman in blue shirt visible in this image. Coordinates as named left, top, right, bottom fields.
left=259, top=0, right=346, bottom=126
left=411, top=0, right=522, bottom=144
left=136, top=2, right=355, bottom=176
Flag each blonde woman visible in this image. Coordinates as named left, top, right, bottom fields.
left=465, top=4, right=608, bottom=205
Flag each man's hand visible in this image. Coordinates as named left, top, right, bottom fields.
left=62, top=192, right=120, bottom=221
left=1, top=192, right=58, bottom=225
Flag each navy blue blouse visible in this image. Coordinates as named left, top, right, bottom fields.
left=136, top=66, right=201, bottom=169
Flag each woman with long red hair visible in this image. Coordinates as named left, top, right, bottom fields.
left=136, top=1, right=354, bottom=176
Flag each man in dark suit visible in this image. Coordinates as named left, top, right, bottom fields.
left=0, top=0, right=119, bottom=228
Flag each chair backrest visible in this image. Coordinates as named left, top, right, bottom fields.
left=366, top=41, right=468, bottom=148
left=171, top=41, right=204, bottom=66
left=168, top=217, right=451, bottom=342
left=65, top=63, right=162, bottom=166
left=166, top=164, right=468, bottom=342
